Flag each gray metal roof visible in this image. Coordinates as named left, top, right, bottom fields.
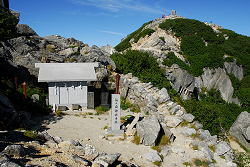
left=35, top=63, right=98, bottom=82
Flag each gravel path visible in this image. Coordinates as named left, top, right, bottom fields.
left=44, top=110, right=155, bottom=167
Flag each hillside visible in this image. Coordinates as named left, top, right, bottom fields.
left=112, top=11, right=250, bottom=150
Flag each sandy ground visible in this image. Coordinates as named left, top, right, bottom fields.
left=37, top=107, right=245, bottom=167
left=42, top=109, right=155, bottom=167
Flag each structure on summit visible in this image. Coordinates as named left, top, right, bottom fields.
left=35, top=63, right=98, bottom=109
left=162, top=10, right=184, bottom=19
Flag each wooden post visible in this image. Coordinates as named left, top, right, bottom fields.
left=22, top=82, right=27, bottom=99
left=115, top=74, right=120, bottom=94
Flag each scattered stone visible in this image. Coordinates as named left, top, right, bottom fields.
left=53, top=136, right=63, bottom=143
left=144, top=152, right=162, bottom=162
left=71, top=155, right=89, bottom=166
left=94, top=153, right=121, bottom=165
left=58, top=140, right=78, bottom=148
left=136, top=117, right=161, bottom=146
left=84, top=144, right=99, bottom=161
left=194, top=121, right=203, bottom=130
left=165, top=116, right=183, bottom=128
left=161, top=123, right=175, bottom=142
left=215, top=142, right=232, bottom=156
left=2, top=145, right=26, bottom=157
left=191, top=141, right=214, bottom=162
left=73, top=146, right=85, bottom=156
left=175, top=110, right=184, bottom=116
left=181, top=127, right=196, bottom=137
left=160, top=146, right=172, bottom=156
left=170, top=105, right=181, bottom=115
left=181, top=113, right=195, bottom=123
left=157, top=88, right=170, bottom=103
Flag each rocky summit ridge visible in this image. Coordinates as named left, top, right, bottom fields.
left=1, top=8, right=250, bottom=167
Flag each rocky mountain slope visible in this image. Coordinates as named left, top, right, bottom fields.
left=118, top=15, right=244, bottom=104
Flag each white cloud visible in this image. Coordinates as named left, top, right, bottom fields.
left=70, top=0, right=167, bottom=14
left=100, top=30, right=126, bottom=36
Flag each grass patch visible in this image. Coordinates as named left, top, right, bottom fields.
left=159, top=135, right=170, bottom=145
left=191, top=133, right=199, bottom=139
left=120, top=115, right=133, bottom=124
left=192, top=145, right=199, bottom=150
left=55, top=110, right=64, bottom=116
left=153, top=160, right=162, bottom=167
left=208, top=145, right=215, bottom=152
left=180, top=119, right=189, bottom=127
left=132, top=132, right=140, bottom=145
left=74, top=114, right=80, bottom=117
left=183, top=162, right=191, bottom=166
left=24, top=130, right=38, bottom=140
left=193, top=159, right=209, bottom=167
left=103, top=125, right=108, bottom=130
left=151, top=146, right=160, bottom=152
left=95, top=106, right=109, bottom=115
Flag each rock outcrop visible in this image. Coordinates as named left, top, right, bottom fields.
left=229, top=111, right=250, bottom=151
left=0, top=34, right=117, bottom=83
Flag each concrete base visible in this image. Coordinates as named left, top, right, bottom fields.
left=107, top=127, right=124, bottom=135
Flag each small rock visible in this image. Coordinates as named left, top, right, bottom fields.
left=99, top=134, right=105, bottom=139
left=181, top=127, right=196, bottom=137
left=84, top=144, right=99, bottom=161
left=2, top=145, right=26, bottom=157
left=53, top=136, right=63, bottom=143
left=215, top=142, right=232, bottom=156
left=72, top=155, right=89, bottom=166
left=73, top=146, right=85, bottom=156
left=144, top=152, right=162, bottom=162
left=94, top=153, right=121, bottom=165
left=166, top=116, right=183, bottom=128
left=181, top=113, right=195, bottom=122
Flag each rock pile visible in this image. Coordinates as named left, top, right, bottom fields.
left=117, top=73, right=237, bottom=166
left=1, top=29, right=116, bottom=83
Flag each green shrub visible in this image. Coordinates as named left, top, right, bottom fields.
left=111, top=49, right=178, bottom=98
left=163, top=51, right=190, bottom=73
left=0, top=6, right=17, bottom=41
left=159, top=37, right=165, bottom=42
left=134, top=28, right=155, bottom=43
left=114, top=21, right=153, bottom=52
left=224, top=56, right=234, bottom=62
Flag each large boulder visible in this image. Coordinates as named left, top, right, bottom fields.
left=229, top=111, right=250, bottom=151
left=224, top=59, right=243, bottom=80
left=16, top=24, right=38, bottom=37
left=136, top=117, right=160, bottom=146
left=101, top=44, right=117, bottom=55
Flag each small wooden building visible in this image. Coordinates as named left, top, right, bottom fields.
left=35, top=63, right=98, bottom=108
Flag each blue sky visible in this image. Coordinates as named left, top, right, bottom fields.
left=10, top=0, right=250, bottom=48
